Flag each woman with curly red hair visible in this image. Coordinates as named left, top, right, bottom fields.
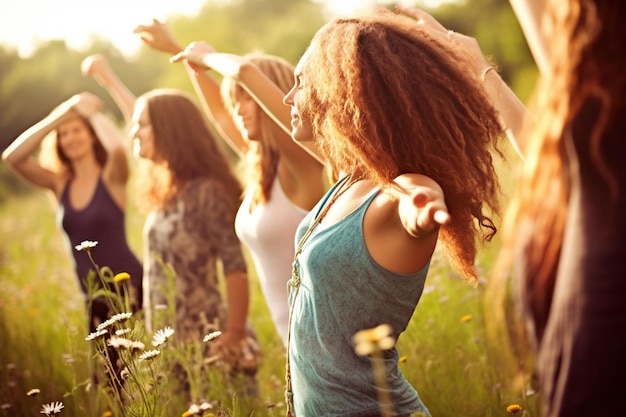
left=176, top=7, right=525, bottom=416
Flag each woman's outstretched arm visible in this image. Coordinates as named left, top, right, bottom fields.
left=134, top=19, right=249, bottom=157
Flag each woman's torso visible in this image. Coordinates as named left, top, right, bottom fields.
left=289, top=179, right=432, bottom=417
left=235, top=176, right=309, bottom=346
left=142, top=177, right=247, bottom=340
left=532, top=97, right=626, bottom=417
left=58, top=176, right=143, bottom=296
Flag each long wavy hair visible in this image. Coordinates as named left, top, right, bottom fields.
left=299, top=10, right=504, bottom=282
left=497, top=0, right=626, bottom=336
left=221, top=52, right=295, bottom=207
left=39, top=115, right=107, bottom=178
left=135, top=89, right=242, bottom=213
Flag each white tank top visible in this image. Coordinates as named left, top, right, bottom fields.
left=235, top=177, right=309, bottom=346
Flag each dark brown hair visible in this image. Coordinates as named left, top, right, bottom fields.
left=135, top=89, right=242, bottom=213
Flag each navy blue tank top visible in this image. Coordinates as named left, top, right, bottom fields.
left=58, top=177, right=143, bottom=297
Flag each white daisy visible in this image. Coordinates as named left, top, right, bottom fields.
left=40, top=401, right=64, bottom=416
left=74, top=241, right=98, bottom=251
left=96, top=312, right=132, bottom=331
left=139, top=349, right=161, bottom=361
left=152, top=326, right=175, bottom=347
left=203, top=331, right=222, bottom=343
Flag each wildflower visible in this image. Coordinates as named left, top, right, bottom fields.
left=152, top=326, right=175, bottom=347
left=399, top=356, right=408, bottom=363
left=102, top=412, right=113, bottom=417
left=108, top=335, right=145, bottom=351
left=115, top=328, right=132, bottom=336
left=108, top=336, right=132, bottom=349
left=96, top=312, right=132, bottom=331
left=113, top=272, right=130, bottom=283
left=139, top=349, right=161, bottom=361
left=86, top=329, right=108, bottom=341
left=198, top=402, right=213, bottom=411
left=182, top=404, right=204, bottom=417
left=120, top=367, right=131, bottom=380
left=353, top=324, right=395, bottom=356
left=203, top=331, right=222, bottom=343
left=507, top=404, right=522, bottom=414
left=40, top=401, right=64, bottom=416
left=129, top=340, right=145, bottom=352
left=75, top=240, right=98, bottom=251
left=461, top=314, right=472, bottom=323
left=27, top=388, right=40, bottom=396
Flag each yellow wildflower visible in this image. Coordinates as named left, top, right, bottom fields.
left=507, top=404, right=522, bottom=414
left=461, top=314, right=472, bottom=322
left=114, top=272, right=130, bottom=283
left=102, top=411, right=113, bottom=417
left=399, top=356, right=408, bottom=363
left=353, top=324, right=395, bottom=356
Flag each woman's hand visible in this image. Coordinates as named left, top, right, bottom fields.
left=62, top=92, right=102, bottom=119
left=397, top=6, right=491, bottom=73
left=393, top=173, right=451, bottom=239
left=170, top=41, right=216, bottom=70
left=81, top=54, right=118, bottom=86
left=133, top=18, right=183, bottom=55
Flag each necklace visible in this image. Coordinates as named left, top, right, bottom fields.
left=284, top=174, right=356, bottom=417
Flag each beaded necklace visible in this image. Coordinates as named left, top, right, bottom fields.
left=284, top=175, right=356, bottom=416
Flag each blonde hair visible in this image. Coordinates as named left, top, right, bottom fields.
left=300, top=11, right=505, bottom=282
left=135, top=89, right=242, bottom=213
left=221, top=52, right=295, bottom=207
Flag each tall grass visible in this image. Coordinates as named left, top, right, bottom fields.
left=0, top=146, right=539, bottom=417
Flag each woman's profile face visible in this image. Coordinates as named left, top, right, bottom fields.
left=232, top=88, right=262, bottom=142
left=129, top=99, right=157, bottom=161
left=283, top=47, right=315, bottom=143
left=56, top=116, right=95, bottom=161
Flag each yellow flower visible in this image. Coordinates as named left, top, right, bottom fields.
left=399, top=356, right=408, bottom=363
left=102, top=411, right=113, bottom=417
left=507, top=404, right=522, bottom=413
left=461, top=314, right=472, bottom=322
left=353, top=324, right=395, bottom=356
left=114, top=272, right=130, bottom=283
left=181, top=412, right=194, bottom=417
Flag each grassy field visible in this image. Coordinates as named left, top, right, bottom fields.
left=0, top=148, right=539, bottom=417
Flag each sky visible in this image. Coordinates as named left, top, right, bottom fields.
left=0, top=0, right=448, bottom=58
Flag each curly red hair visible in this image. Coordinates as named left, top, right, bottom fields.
left=300, top=10, right=505, bottom=282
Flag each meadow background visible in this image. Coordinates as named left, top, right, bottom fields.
left=0, top=0, right=540, bottom=416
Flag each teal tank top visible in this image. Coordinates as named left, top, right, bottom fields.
left=289, top=178, right=432, bottom=417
